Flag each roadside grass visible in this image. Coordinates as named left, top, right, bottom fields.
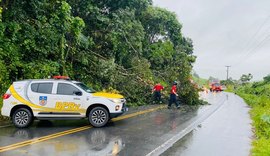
left=237, top=87, right=270, bottom=156
left=253, top=138, right=270, bottom=156
left=225, top=85, right=234, bottom=92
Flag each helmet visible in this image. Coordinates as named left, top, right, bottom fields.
left=173, top=81, right=177, bottom=85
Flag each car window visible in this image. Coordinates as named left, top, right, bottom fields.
left=75, top=83, right=96, bottom=93
left=31, top=83, right=53, bottom=94
left=57, top=83, right=80, bottom=95
left=31, top=83, right=38, bottom=92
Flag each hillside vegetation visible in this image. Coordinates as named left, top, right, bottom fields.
left=0, top=0, right=200, bottom=117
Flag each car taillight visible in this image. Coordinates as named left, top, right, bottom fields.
left=3, top=94, right=11, bottom=99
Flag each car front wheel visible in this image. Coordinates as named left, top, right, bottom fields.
left=88, top=107, right=109, bottom=128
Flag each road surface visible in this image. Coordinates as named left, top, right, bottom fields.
left=0, top=92, right=252, bottom=156
left=162, top=92, right=252, bottom=156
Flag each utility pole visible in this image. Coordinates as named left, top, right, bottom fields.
left=225, top=66, right=231, bottom=81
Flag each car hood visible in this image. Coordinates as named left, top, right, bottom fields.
left=92, top=92, right=124, bottom=99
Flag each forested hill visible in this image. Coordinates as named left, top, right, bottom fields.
left=0, top=0, right=199, bottom=106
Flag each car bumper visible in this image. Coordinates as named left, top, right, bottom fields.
left=1, top=106, right=11, bottom=117
left=110, top=106, right=128, bottom=118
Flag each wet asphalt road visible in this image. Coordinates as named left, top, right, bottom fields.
left=0, top=92, right=251, bottom=156
left=162, top=93, right=252, bottom=156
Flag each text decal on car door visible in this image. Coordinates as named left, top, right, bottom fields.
left=55, top=102, right=81, bottom=111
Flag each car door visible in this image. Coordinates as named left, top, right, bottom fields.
left=27, top=81, right=55, bottom=112
left=51, top=82, right=83, bottom=115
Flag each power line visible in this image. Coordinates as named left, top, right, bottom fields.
left=243, top=15, right=270, bottom=51
left=231, top=15, right=270, bottom=66
left=233, top=32, right=270, bottom=67
left=244, top=33, right=270, bottom=58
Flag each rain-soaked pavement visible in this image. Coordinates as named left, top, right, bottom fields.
left=162, top=93, right=252, bottom=156
left=0, top=92, right=252, bottom=156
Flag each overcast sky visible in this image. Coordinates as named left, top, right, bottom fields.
left=153, top=0, right=270, bottom=81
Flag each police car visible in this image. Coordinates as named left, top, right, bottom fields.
left=1, top=76, right=128, bottom=128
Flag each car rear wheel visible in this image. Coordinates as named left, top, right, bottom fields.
left=12, top=108, right=33, bottom=128
left=88, top=107, right=109, bottom=128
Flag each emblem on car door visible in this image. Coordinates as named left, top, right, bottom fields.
left=39, top=96, right=47, bottom=106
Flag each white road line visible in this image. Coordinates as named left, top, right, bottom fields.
left=145, top=97, right=227, bottom=156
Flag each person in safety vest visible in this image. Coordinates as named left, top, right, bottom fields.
left=152, top=83, right=164, bottom=104
left=168, top=81, right=180, bottom=109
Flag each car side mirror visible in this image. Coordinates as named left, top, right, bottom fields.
left=74, top=91, right=82, bottom=96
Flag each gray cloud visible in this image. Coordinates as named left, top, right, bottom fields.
left=153, top=0, right=270, bottom=80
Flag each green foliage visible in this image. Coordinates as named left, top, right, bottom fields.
left=263, top=75, right=270, bottom=83
left=0, top=0, right=200, bottom=114
left=0, top=0, right=2, bottom=21
left=225, top=85, right=234, bottom=92
left=220, top=77, right=235, bottom=86
left=140, top=6, right=183, bottom=49
left=192, top=75, right=208, bottom=87
left=109, top=9, right=145, bottom=66
left=240, top=73, right=253, bottom=84
left=236, top=80, right=270, bottom=155
left=253, top=138, right=270, bottom=156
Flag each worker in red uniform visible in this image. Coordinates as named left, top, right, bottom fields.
left=168, top=81, right=180, bottom=109
left=152, top=83, right=164, bottom=104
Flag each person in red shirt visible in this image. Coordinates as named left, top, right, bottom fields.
left=168, top=81, right=180, bottom=109
left=152, top=83, right=164, bottom=104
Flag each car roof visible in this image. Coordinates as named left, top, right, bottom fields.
left=14, top=79, right=81, bottom=84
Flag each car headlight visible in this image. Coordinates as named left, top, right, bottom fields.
left=109, top=98, right=122, bottom=104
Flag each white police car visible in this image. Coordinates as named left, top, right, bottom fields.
left=1, top=76, right=128, bottom=128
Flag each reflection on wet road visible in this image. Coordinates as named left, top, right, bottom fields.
left=0, top=92, right=249, bottom=156
left=1, top=127, right=124, bottom=156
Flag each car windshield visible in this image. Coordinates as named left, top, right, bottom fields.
left=75, top=83, right=96, bottom=93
